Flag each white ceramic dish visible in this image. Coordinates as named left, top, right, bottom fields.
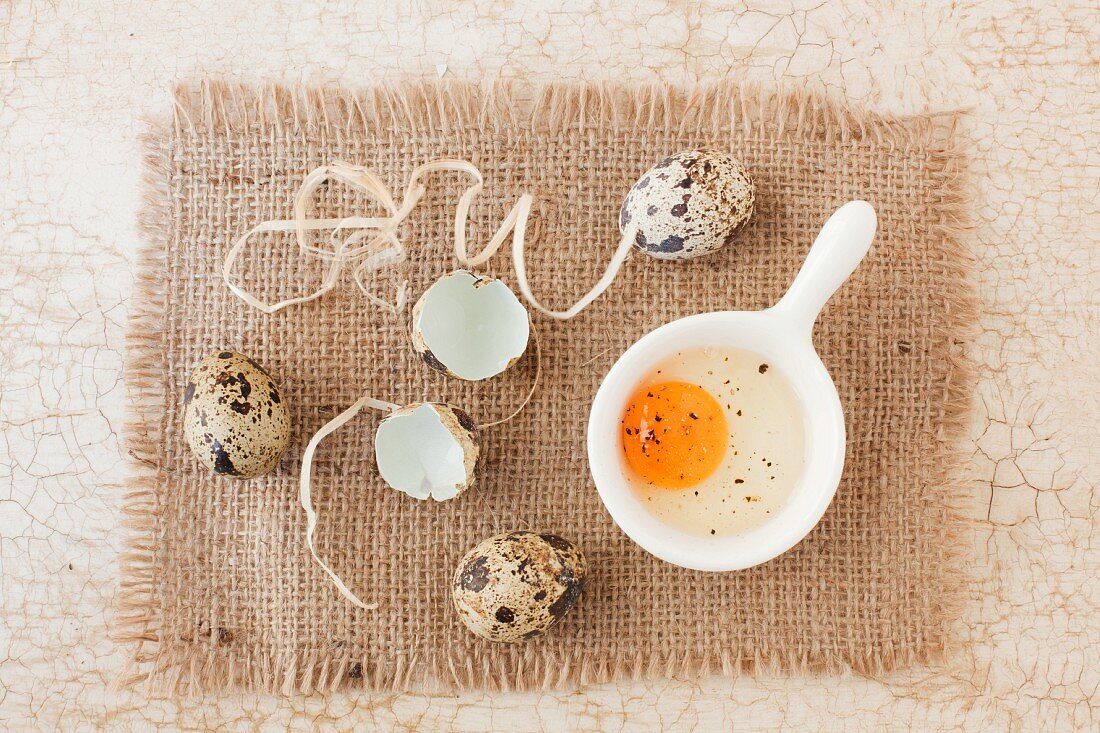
left=587, top=201, right=878, bottom=571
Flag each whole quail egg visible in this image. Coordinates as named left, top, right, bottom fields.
left=452, top=531, right=587, bottom=643
left=619, top=149, right=755, bottom=260
left=182, top=350, right=291, bottom=478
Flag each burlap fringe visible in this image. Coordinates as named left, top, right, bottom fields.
left=120, top=80, right=977, bottom=695
left=113, top=123, right=174, bottom=692
left=913, top=110, right=980, bottom=676
left=171, top=79, right=961, bottom=147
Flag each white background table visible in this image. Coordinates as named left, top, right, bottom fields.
left=2, top=1, right=1097, bottom=729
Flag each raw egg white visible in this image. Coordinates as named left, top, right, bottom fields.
left=620, top=346, right=805, bottom=536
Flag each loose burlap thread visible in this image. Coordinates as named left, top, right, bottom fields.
left=119, top=81, right=975, bottom=694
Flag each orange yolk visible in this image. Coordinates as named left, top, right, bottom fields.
left=621, top=381, right=727, bottom=488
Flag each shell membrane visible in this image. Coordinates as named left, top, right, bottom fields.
left=452, top=531, right=587, bottom=643
left=374, top=402, right=480, bottom=501
left=619, top=149, right=755, bottom=261
left=182, top=351, right=291, bottom=479
left=411, top=270, right=529, bottom=381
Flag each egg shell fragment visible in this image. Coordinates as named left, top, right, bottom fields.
left=452, top=531, right=588, bottom=643
left=374, top=402, right=480, bottom=501
left=411, top=270, right=530, bottom=381
left=182, top=351, right=291, bottom=478
left=619, top=149, right=755, bottom=260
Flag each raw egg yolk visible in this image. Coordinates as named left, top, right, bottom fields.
left=621, top=381, right=727, bottom=488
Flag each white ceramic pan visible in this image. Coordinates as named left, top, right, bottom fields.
left=586, top=201, right=878, bottom=571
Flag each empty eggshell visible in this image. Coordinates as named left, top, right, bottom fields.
left=619, top=149, right=755, bottom=260
left=182, top=350, right=291, bottom=478
left=411, top=270, right=530, bottom=381
left=374, top=402, right=480, bottom=501
left=452, top=531, right=588, bottom=643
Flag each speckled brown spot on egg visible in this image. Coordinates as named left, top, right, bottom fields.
left=548, top=568, right=584, bottom=619
left=210, top=439, right=238, bottom=476
left=459, top=556, right=491, bottom=592
left=419, top=348, right=450, bottom=375
left=657, top=235, right=685, bottom=253
left=451, top=407, right=478, bottom=439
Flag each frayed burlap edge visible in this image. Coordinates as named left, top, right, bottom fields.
left=168, top=79, right=962, bottom=145
left=114, top=124, right=173, bottom=692
left=117, top=80, right=978, bottom=695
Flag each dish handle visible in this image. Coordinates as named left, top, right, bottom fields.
left=772, top=200, right=877, bottom=336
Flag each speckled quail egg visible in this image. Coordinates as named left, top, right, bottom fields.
left=183, top=350, right=291, bottom=478
left=411, top=270, right=529, bottom=381
left=619, top=149, right=755, bottom=260
left=452, top=531, right=587, bottom=643
left=374, top=402, right=480, bottom=501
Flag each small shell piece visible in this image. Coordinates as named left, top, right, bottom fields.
left=374, top=402, right=480, bottom=501
left=182, top=351, right=291, bottom=478
left=412, top=270, right=530, bottom=381
left=619, top=149, right=755, bottom=260
left=452, top=531, right=588, bottom=643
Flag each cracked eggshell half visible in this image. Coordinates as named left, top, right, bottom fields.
left=452, top=531, right=588, bottom=643
left=182, top=350, right=291, bottom=478
left=411, top=270, right=530, bottom=381
left=619, top=149, right=755, bottom=260
left=374, top=402, right=480, bottom=501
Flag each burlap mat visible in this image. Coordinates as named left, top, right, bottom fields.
left=119, top=82, right=975, bottom=694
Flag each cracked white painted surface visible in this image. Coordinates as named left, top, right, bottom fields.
left=2, top=1, right=1097, bottom=729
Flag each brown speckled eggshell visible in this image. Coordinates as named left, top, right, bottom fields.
left=182, top=351, right=291, bottom=479
left=619, top=149, right=755, bottom=260
left=452, top=531, right=587, bottom=643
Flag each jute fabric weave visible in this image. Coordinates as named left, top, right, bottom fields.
left=120, top=82, right=974, bottom=693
